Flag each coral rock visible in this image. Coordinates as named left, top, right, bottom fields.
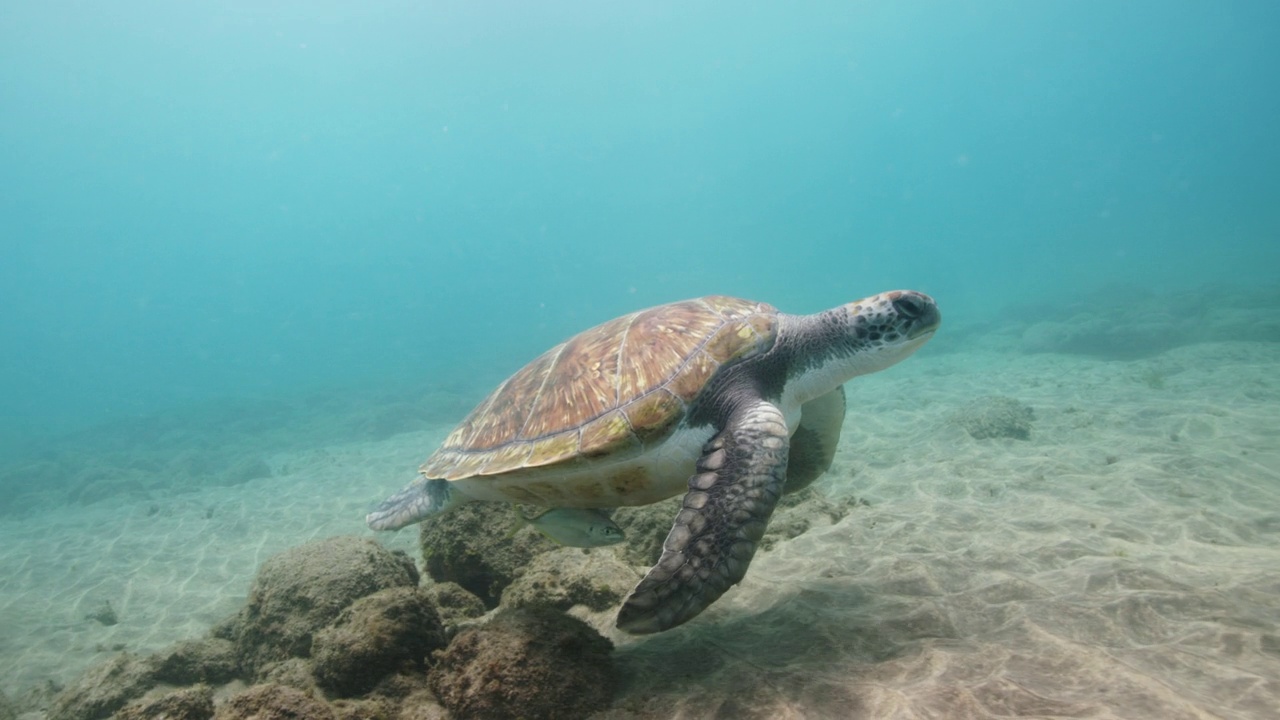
left=227, top=536, right=419, bottom=679
left=428, top=607, right=614, bottom=720
left=152, top=638, right=239, bottom=685
left=48, top=653, right=158, bottom=720
left=111, top=685, right=214, bottom=720
left=311, top=587, right=447, bottom=697
left=501, top=548, right=637, bottom=613
left=420, top=582, right=485, bottom=637
left=213, top=684, right=334, bottom=720
left=257, top=659, right=321, bottom=696
left=418, top=503, right=554, bottom=607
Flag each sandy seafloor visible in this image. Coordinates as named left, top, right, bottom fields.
left=2, top=328, right=1279, bottom=718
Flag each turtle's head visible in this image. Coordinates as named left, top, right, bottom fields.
left=786, top=290, right=939, bottom=401
left=841, top=289, right=939, bottom=370
left=844, top=289, right=940, bottom=342
left=802, top=290, right=941, bottom=387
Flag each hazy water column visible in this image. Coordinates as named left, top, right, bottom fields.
left=0, top=0, right=1276, bottom=444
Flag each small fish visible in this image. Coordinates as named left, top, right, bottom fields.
left=515, top=507, right=626, bottom=548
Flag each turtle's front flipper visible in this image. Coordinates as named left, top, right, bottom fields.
left=785, top=385, right=846, bottom=493
left=366, top=477, right=459, bottom=531
left=617, top=400, right=789, bottom=634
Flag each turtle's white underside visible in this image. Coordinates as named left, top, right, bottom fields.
left=451, top=420, right=718, bottom=508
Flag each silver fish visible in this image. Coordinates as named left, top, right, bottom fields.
left=519, top=507, right=625, bottom=548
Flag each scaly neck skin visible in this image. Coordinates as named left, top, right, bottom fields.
left=777, top=305, right=934, bottom=406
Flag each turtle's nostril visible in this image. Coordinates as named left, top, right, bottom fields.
left=892, top=294, right=925, bottom=319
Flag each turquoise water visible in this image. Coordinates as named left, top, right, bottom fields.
left=2, top=2, right=1277, bottom=455
left=3, top=4, right=1280, bottom=713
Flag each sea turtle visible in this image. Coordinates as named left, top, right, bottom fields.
left=368, top=291, right=940, bottom=633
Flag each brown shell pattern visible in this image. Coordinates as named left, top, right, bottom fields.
left=421, top=296, right=778, bottom=480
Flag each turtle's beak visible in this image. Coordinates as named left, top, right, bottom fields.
left=892, top=292, right=941, bottom=340
left=907, top=316, right=940, bottom=341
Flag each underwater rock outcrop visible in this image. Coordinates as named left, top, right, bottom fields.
left=47, top=654, right=158, bottom=720
left=501, top=547, right=638, bottom=613
left=420, top=581, right=486, bottom=637
left=417, top=501, right=555, bottom=607
left=41, top=487, right=856, bottom=720
left=224, top=536, right=420, bottom=679
left=256, top=658, right=320, bottom=696
left=427, top=607, right=615, bottom=720
left=311, top=587, right=446, bottom=697
left=112, top=686, right=214, bottom=720
left=151, top=638, right=238, bottom=686
left=211, top=684, right=333, bottom=720
left=42, top=533, right=619, bottom=720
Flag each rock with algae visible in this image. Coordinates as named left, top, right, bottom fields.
left=311, top=586, right=447, bottom=697
left=111, top=685, right=214, bottom=720
left=428, top=607, right=615, bottom=720
left=224, top=536, right=419, bottom=679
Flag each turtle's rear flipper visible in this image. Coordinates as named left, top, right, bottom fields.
left=366, top=477, right=457, bottom=531
left=616, top=400, right=789, bottom=634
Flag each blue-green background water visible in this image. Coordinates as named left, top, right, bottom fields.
left=2, top=0, right=1277, bottom=448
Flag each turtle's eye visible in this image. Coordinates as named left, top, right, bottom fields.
left=892, top=294, right=926, bottom=319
